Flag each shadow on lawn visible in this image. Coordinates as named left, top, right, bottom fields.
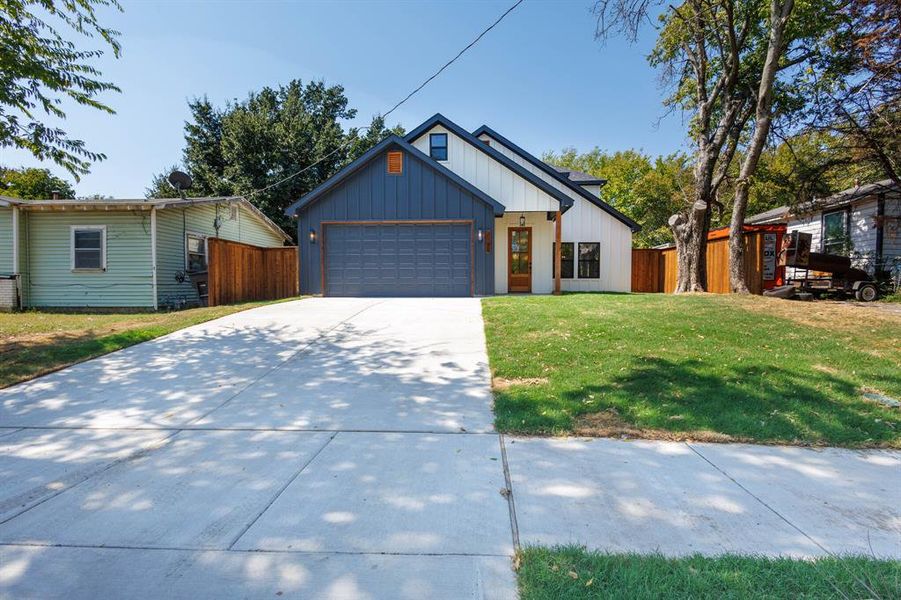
left=499, top=356, right=901, bottom=446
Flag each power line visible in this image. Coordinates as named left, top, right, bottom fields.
left=247, top=0, right=524, bottom=199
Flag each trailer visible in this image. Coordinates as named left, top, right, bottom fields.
left=776, top=231, right=880, bottom=301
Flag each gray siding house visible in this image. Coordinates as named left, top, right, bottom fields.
left=747, top=179, right=901, bottom=277
left=286, top=114, right=640, bottom=297
left=0, top=196, right=290, bottom=310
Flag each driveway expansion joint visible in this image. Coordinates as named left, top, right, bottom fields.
left=226, top=431, right=338, bottom=550
left=685, top=442, right=836, bottom=557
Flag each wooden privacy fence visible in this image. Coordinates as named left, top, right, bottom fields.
left=207, top=238, right=298, bottom=306
left=631, top=225, right=785, bottom=294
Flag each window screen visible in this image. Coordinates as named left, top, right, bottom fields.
left=73, top=228, right=104, bottom=270
left=186, top=234, right=207, bottom=272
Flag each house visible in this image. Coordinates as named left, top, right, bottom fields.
left=285, top=113, right=640, bottom=297
left=746, top=179, right=901, bottom=277
left=0, top=196, right=291, bottom=310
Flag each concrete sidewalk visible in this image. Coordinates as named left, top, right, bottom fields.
left=506, top=437, right=901, bottom=558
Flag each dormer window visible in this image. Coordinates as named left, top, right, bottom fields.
left=429, top=133, right=448, bottom=161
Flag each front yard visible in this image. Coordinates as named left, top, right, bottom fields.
left=0, top=300, right=288, bottom=388
left=516, top=547, right=900, bottom=600
left=483, top=293, right=901, bottom=447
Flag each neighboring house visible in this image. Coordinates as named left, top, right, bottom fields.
left=0, top=196, right=291, bottom=310
left=285, top=113, right=640, bottom=297
left=746, top=179, right=901, bottom=277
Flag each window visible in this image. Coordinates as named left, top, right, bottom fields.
left=578, top=243, right=600, bottom=279
left=822, top=209, right=849, bottom=254
left=387, top=151, right=403, bottom=175
left=71, top=226, right=106, bottom=270
left=186, top=233, right=207, bottom=272
left=552, top=242, right=574, bottom=279
left=429, top=133, right=448, bottom=160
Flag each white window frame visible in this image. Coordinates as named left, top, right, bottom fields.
left=70, top=225, right=107, bottom=271
left=185, top=231, right=209, bottom=272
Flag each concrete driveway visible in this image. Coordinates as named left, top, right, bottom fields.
left=1, top=297, right=898, bottom=599
left=0, top=298, right=517, bottom=599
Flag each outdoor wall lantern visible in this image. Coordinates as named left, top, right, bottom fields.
left=519, top=214, right=526, bottom=226
left=309, top=228, right=316, bottom=244
left=477, top=229, right=484, bottom=242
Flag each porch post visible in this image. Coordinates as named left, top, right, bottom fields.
left=554, top=210, right=562, bottom=295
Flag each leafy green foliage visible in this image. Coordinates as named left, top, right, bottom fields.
left=147, top=80, right=403, bottom=237
left=0, top=165, right=75, bottom=199
left=0, top=0, right=122, bottom=178
left=517, top=546, right=901, bottom=600
left=543, top=148, right=691, bottom=247
left=482, top=294, right=900, bottom=447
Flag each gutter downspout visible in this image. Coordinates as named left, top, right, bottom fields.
left=11, top=206, right=19, bottom=308
left=150, top=206, right=158, bottom=310
left=875, top=193, right=885, bottom=275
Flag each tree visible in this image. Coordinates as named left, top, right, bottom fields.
left=0, top=0, right=122, bottom=178
left=593, top=0, right=842, bottom=293
left=148, top=80, right=402, bottom=236
left=804, top=0, right=900, bottom=186
left=0, top=165, right=76, bottom=199
left=542, top=147, right=690, bottom=247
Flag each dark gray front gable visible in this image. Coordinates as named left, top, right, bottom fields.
left=289, top=136, right=501, bottom=296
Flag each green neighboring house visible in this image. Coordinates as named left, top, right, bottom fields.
left=0, top=196, right=292, bottom=310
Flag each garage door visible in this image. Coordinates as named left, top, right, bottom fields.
left=324, top=222, right=472, bottom=297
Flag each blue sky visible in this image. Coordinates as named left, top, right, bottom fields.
left=2, top=0, right=686, bottom=198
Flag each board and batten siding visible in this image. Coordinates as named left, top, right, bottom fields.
left=410, top=125, right=559, bottom=213
left=155, top=202, right=287, bottom=306
left=0, top=208, right=12, bottom=275
left=480, top=132, right=633, bottom=292
left=494, top=212, right=554, bottom=294
left=297, top=148, right=496, bottom=296
left=23, top=211, right=154, bottom=308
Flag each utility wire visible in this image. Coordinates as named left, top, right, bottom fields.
left=247, top=0, right=525, bottom=199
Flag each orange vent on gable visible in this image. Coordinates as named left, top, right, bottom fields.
left=387, top=151, right=403, bottom=174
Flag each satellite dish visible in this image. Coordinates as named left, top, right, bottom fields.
left=167, top=171, right=193, bottom=193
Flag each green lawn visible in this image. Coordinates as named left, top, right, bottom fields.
left=0, top=299, right=296, bottom=388
left=482, top=293, right=901, bottom=447
left=517, top=546, right=901, bottom=600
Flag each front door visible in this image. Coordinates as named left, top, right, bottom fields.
left=508, top=227, right=532, bottom=293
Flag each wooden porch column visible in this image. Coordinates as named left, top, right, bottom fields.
left=554, top=210, right=562, bottom=295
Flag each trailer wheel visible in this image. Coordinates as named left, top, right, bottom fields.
left=855, top=283, right=878, bottom=302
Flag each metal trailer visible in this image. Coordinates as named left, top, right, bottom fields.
left=780, top=231, right=880, bottom=301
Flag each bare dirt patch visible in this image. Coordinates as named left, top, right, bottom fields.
left=573, top=409, right=748, bottom=444
left=493, top=377, right=549, bottom=390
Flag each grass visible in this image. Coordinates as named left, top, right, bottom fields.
left=517, top=546, right=901, bottom=600
left=0, top=299, right=296, bottom=388
left=482, top=293, right=901, bottom=447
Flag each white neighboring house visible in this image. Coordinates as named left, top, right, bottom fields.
left=747, top=179, right=901, bottom=278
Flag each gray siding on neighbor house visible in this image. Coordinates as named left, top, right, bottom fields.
left=0, top=208, right=12, bottom=275
left=155, top=202, right=287, bottom=307
left=297, top=149, right=496, bottom=296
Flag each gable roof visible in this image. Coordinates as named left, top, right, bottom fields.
left=405, top=114, right=575, bottom=212
left=471, top=124, right=641, bottom=232
left=746, top=205, right=789, bottom=224
left=6, top=196, right=292, bottom=243
left=550, top=165, right=606, bottom=186
left=284, top=134, right=505, bottom=217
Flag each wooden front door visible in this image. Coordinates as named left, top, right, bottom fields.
left=508, top=227, right=532, bottom=293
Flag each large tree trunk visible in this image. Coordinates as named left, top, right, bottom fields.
left=729, top=0, right=795, bottom=293
left=670, top=200, right=709, bottom=292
